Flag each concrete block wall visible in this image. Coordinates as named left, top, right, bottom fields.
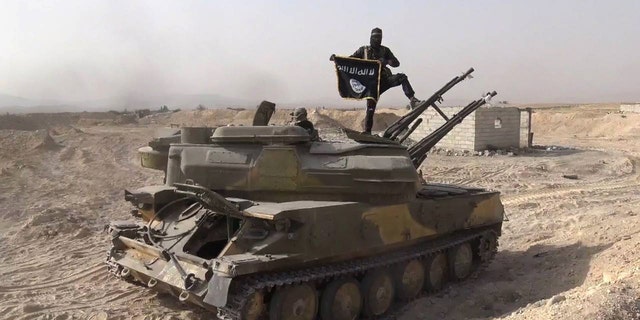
left=620, top=103, right=640, bottom=113
left=474, top=107, right=521, bottom=150
left=519, top=108, right=532, bottom=148
left=409, top=106, right=521, bottom=151
left=410, top=106, right=476, bottom=150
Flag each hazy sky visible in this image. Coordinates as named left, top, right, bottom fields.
left=1, top=0, right=638, bottom=107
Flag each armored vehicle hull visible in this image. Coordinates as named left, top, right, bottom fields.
left=107, top=128, right=503, bottom=319
left=109, top=184, right=501, bottom=319
left=107, top=70, right=504, bottom=319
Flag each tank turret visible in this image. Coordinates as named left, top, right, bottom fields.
left=165, top=125, right=419, bottom=204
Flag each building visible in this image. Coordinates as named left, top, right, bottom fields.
left=620, top=103, right=640, bottom=113
left=409, top=105, right=532, bottom=151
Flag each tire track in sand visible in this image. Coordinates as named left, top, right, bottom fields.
left=0, top=264, right=104, bottom=292
left=503, top=157, right=639, bottom=206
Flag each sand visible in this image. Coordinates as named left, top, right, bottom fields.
left=0, top=105, right=638, bottom=319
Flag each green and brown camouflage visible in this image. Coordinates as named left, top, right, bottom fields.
left=107, top=70, right=505, bottom=319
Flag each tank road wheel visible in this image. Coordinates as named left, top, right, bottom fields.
left=393, top=260, right=425, bottom=300
left=361, top=269, right=395, bottom=317
left=320, top=278, right=362, bottom=320
left=424, top=253, right=447, bottom=291
left=448, top=242, right=474, bottom=281
left=269, top=284, right=318, bottom=320
left=241, top=290, right=266, bottom=320
left=478, top=232, right=498, bottom=263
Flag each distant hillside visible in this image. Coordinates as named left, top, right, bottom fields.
left=78, top=94, right=254, bottom=110
left=0, top=92, right=484, bottom=114
left=0, top=94, right=32, bottom=107
left=0, top=93, right=254, bottom=114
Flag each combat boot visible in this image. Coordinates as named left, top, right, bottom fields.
left=362, top=100, right=377, bottom=134
left=409, top=96, right=422, bottom=109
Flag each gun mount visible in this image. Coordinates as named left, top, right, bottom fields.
left=383, top=67, right=475, bottom=140
left=354, top=68, right=497, bottom=168
left=408, top=91, right=497, bottom=167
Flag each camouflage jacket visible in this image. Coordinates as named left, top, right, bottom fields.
left=350, top=45, right=400, bottom=77
left=295, top=120, right=319, bottom=141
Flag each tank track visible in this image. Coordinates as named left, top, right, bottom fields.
left=217, top=227, right=499, bottom=320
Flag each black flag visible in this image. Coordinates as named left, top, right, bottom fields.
left=333, top=56, right=381, bottom=101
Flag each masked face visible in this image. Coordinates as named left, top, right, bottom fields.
left=370, top=35, right=382, bottom=49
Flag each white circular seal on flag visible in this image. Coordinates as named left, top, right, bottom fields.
left=349, top=79, right=366, bottom=94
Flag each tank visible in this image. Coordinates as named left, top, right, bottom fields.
left=106, top=69, right=505, bottom=319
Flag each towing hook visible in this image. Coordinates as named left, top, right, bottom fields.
left=179, top=290, right=190, bottom=302
left=148, top=278, right=158, bottom=288
left=184, top=273, right=199, bottom=291
left=120, top=267, right=131, bottom=278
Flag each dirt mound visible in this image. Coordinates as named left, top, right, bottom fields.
left=155, top=107, right=403, bottom=131
left=594, top=289, right=640, bottom=320
left=77, top=114, right=137, bottom=126
left=35, top=130, right=61, bottom=150
left=311, top=109, right=362, bottom=129
left=49, top=125, right=86, bottom=136
left=166, top=109, right=257, bottom=127
left=371, top=112, right=402, bottom=131
left=0, top=114, right=41, bottom=130
left=113, top=113, right=138, bottom=124
left=137, top=112, right=174, bottom=125
left=308, top=110, right=342, bottom=128
left=313, top=108, right=402, bottom=131
left=165, top=108, right=310, bottom=127
left=533, top=109, right=640, bottom=139
left=76, top=118, right=103, bottom=126
left=0, top=130, right=61, bottom=157
left=0, top=108, right=404, bottom=132
left=13, top=207, right=92, bottom=241
left=0, top=113, right=87, bottom=130
left=0, top=112, right=136, bottom=130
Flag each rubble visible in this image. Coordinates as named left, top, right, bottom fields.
left=427, top=147, right=522, bottom=157
left=546, top=295, right=566, bottom=306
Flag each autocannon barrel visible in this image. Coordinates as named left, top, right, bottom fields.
left=408, top=91, right=497, bottom=168
left=398, top=118, right=423, bottom=144
left=382, top=68, right=474, bottom=140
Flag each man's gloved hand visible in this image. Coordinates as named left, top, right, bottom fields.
left=378, top=58, right=388, bottom=66
left=329, top=54, right=336, bottom=61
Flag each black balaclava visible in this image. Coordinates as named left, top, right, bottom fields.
left=370, top=27, right=382, bottom=49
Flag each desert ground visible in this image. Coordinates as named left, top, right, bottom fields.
left=0, top=104, right=638, bottom=319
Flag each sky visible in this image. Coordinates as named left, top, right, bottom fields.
left=0, top=0, right=639, bottom=108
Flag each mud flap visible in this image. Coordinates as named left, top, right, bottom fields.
left=202, top=274, right=233, bottom=307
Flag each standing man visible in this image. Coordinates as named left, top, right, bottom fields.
left=332, top=28, right=421, bottom=134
